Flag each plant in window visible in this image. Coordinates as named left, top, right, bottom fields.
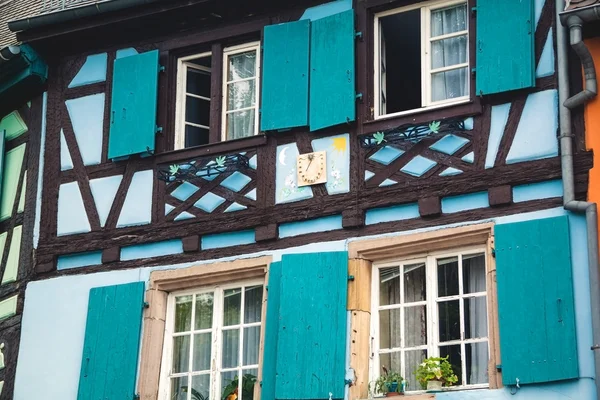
left=374, top=367, right=405, bottom=397
left=221, top=373, right=257, bottom=400
left=415, top=356, right=458, bottom=392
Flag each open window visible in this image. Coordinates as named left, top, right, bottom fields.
left=375, top=0, right=469, bottom=119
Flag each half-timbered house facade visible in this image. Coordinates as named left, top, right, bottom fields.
left=0, top=0, right=598, bottom=399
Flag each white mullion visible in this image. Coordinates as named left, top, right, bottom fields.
left=429, top=30, right=468, bottom=42
left=225, top=105, right=257, bottom=114
left=458, top=254, right=467, bottom=385
left=421, top=7, right=430, bottom=108
left=188, top=294, right=197, bottom=400
left=185, top=122, right=210, bottom=130
left=226, top=75, right=256, bottom=85
left=185, top=92, right=211, bottom=101
left=239, top=286, right=246, bottom=400
left=429, top=63, right=469, bottom=75
left=214, top=287, right=224, bottom=400
left=426, top=255, right=437, bottom=358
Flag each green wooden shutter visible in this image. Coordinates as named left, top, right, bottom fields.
left=495, top=216, right=578, bottom=386
left=262, top=261, right=282, bottom=400
left=0, top=130, right=5, bottom=205
left=476, top=0, right=535, bottom=95
left=77, top=282, right=145, bottom=400
left=261, top=21, right=310, bottom=131
left=274, top=251, right=348, bottom=399
left=309, top=10, right=356, bottom=131
left=108, top=50, right=160, bottom=160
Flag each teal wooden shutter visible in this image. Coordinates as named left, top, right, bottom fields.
left=261, top=20, right=310, bottom=131
left=0, top=130, right=5, bottom=202
left=309, top=10, right=356, bottom=131
left=262, top=261, right=282, bottom=400
left=273, top=251, right=348, bottom=399
left=476, top=0, right=535, bottom=95
left=495, top=216, right=578, bottom=386
left=77, top=282, right=145, bottom=399
left=108, top=50, right=160, bottom=159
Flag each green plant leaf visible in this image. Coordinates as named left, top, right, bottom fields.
left=169, top=165, right=180, bottom=175
left=429, top=121, right=441, bottom=134
left=373, top=131, right=386, bottom=145
left=215, top=156, right=226, bottom=168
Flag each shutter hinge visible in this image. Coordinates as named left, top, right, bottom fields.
left=159, top=65, right=166, bottom=72
left=355, top=31, right=363, bottom=40
left=471, top=68, right=476, bottom=77
left=345, top=378, right=353, bottom=385
left=356, top=93, right=363, bottom=101
left=491, top=248, right=496, bottom=258
left=471, top=6, right=477, bottom=16
left=348, top=275, right=355, bottom=281
left=143, top=302, right=150, bottom=309
left=134, top=394, right=140, bottom=400
left=156, top=126, right=163, bottom=134
left=496, top=364, right=502, bottom=371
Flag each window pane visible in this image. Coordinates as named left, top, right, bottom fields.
left=191, top=374, right=211, bottom=400
left=379, top=352, right=401, bottom=378
left=221, top=370, right=239, bottom=400
left=172, top=335, right=190, bottom=373
left=171, top=376, right=189, bottom=400
left=404, top=305, right=427, bottom=347
left=438, top=300, right=460, bottom=342
left=187, top=68, right=211, bottom=97
left=379, top=309, right=401, bottom=349
left=406, top=349, right=427, bottom=390
left=404, top=263, right=426, bottom=303
left=241, top=369, right=259, bottom=400
left=222, top=329, right=240, bottom=368
left=185, top=125, right=209, bottom=148
left=244, top=286, right=263, bottom=323
left=195, top=293, right=214, bottom=330
left=175, top=295, right=192, bottom=332
left=466, top=342, right=489, bottom=384
left=465, top=296, right=488, bottom=339
left=431, top=35, right=467, bottom=69
left=227, top=51, right=257, bottom=81
left=463, top=253, right=486, bottom=294
left=243, top=326, right=261, bottom=366
left=227, top=80, right=256, bottom=110
left=431, top=4, right=467, bottom=37
left=185, top=96, right=210, bottom=125
left=437, top=257, right=459, bottom=297
left=226, top=110, right=255, bottom=140
left=431, top=67, right=468, bottom=102
left=224, top=288, right=241, bottom=326
left=380, top=267, right=401, bottom=306
left=192, top=333, right=212, bottom=371
left=439, top=344, right=463, bottom=386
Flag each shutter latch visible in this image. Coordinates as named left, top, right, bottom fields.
left=355, top=93, right=363, bottom=101
left=156, top=126, right=163, bottom=134
left=348, top=275, right=355, bottom=281
left=355, top=31, right=363, bottom=40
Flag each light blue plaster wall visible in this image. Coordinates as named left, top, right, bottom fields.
left=276, top=143, right=313, bottom=204
left=513, top=180, right=563, bottom=203
left=366, top=203, right=420, bottom=225
left=68, top=53, right=107, bottom=88
left=65, top=93, right=104, bottom=166
left=14, top=208, right=596, bottom=400
left=442, top=192, right=489, bottom=214
left=201, top=230, right=255, bottom=250
left=116, top=47, right=138, bottom=59
left=57, top=251, right=103, bottom=270
left=57, top=182, right=91, bottom=236
left=89, top=175, right=123, bottom=227
left=506, top=90, right=559, bottom=164
left=121, top=239, right=183, bottom=261
left=117, top=170, right=153, bottom=228
left=536, top=28, right=555, bottom=78
left=279, top=215, right=344, bottom=238
left=300, top=0, right=351, bottom=21
left=312, top=134, right=350, bottom=195
left=485, top=103, right=511, bottom=169
left=60, top=130, right=73, bottom=171
left=534, top=0, right=545, bottom=28
left=33, top=92, right=48, bottom=249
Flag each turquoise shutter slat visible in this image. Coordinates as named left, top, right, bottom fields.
left=261, top=20, right=310, bottom=131
left=0, top=130, right=5, bottom=202
left=495, top=216, right=578, bottom=385
left=309, top=10, right=355, bottom=131
left=275, top=252, right=348, bottom=399
left=262, top=261, right=282, bottom=400
left=77, top=282, right=145, bottom=400
left=108, top=50, right=160, bottom=159
left=476, top=0, right=535, bottom=95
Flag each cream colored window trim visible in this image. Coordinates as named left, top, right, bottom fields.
left=139, top=256, right=272, bottom=400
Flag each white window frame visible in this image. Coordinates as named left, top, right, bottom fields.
left=158, top=278, right=265, bottom=400
left=374, top=0, right=470, bottom=120
left=221, top=42, right=261, bottom=142
left=369, top=245, right=489, bottom=394
left=175, top=51, right=213, bottom=150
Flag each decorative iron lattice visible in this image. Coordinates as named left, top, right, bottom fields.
left=157, top=153, right=250, bottom=183
left=360, top=117, right=467, bottom=149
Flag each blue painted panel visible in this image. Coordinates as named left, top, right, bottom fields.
left=495, top=216, right=579, bottom=385
left=506, top=90, right=558, bottom=164
left=245, top=189, right=257, bottom=201
left=439, top=167, right=463, bottom=177
left=441, top=192, right=489, bottom=214
left=171, top=182, right=199, bottom=202
left=174, top=211, right=195, bottom=221
left=379, top=178, right=397, bottom=187
left=312, top=134, right=350, bottom=195
left=68, top=53, right=107, bottom=88
left=536, top=28, right=555, bottom=78
left=279, top=215, right=343, bottom=238
left=276, top=252, right=348, bottom=399
left=301, top=0, right=352, bottom=21
left=224, top=202, right=247, bottom=213
left=366, top=203, right=419, bottom=225
left=309, top=10, right=355, bottom=131
left=65, top=94, right=104, bottom=166
left=476, top=0, right=535, bottom=95
left=89, top=175, right=122, bottom=227
left=276, top=143, right=313, bottom=204
left=116, top=48, right=138, bottom=59
left=121, top=239, right=183, bottom=261
left=262, top=261, right=282, bottom=400
left=117, top=170, right=153, bottom=228
left=462, top=152, right=474, bottom=163
left=201, top=230, right=255, bottom=250
left=220, top=171, right=252, bottom=193
left=400, top=156, right=437, bottom=177
left=57, top=251, right=103, bottom=270
left=261, top=20, right=310, bottom=131
left=534, top=0, right=545, bottom=27
left=77, top=282, right=145, bottom=400
left=429, top=134, right=469, bottom=155
left=58, top=182, right=91, bottom=236
left=60, top=129, right=74, bottom=171
left=194, top=192, right=225, bottom=213
left=485, top=103, right=511, bottom=169
left=369, top=146, right=404, bottom=166
left=513, top=180, right=563, bottom=203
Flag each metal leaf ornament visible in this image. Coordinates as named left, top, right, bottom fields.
left=373, top=132, right=386, bottom=145
left=429, top=121, right=441, bottom=134
left=215, top=156, right=226, bottom=168
left=169, top=165, right=180, bottom=175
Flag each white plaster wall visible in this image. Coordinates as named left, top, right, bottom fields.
left=13, top=208, right=596, bottom=400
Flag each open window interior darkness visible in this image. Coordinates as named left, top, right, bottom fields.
left=182, top=54, right=212, bottom=148
left=379, top=9, right=422, bottom=115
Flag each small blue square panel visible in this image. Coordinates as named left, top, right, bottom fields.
left=171, top=182, right=199, bottom=202
left=220, top=172, right=252, bottom=192
left=429, top=134, right=469, bottom=155
left=369, top=146, right=404, bottom=165
left=194, top=192, right=226, bottom=213
left=401, top=156, right=437, bottom=177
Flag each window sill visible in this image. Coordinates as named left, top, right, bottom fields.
left=371, top=395, right=435, bottom=400
left=156, top=134, right=267, bottom=164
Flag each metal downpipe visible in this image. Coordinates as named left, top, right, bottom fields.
left=564, top=16, right=598, bottom=109
left=558, top=1, right=600, bottom=398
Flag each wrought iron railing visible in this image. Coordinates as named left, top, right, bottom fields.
left=40, top=0, right=108, bottom=14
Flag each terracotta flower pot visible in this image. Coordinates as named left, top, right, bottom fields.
left=426, top=380, right=443, bottom=392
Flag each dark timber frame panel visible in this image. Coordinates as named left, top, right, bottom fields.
left=34, top=0, right=589, bottom=277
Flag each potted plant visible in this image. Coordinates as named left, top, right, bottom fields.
left=374, top=367, right=405, bottom=396
left=415, top=356, right=458, bottom=392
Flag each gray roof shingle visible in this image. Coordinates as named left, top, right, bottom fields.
left=0, top=0, right=43, bottom=48
left=565, top=0, right=600, bottom=10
